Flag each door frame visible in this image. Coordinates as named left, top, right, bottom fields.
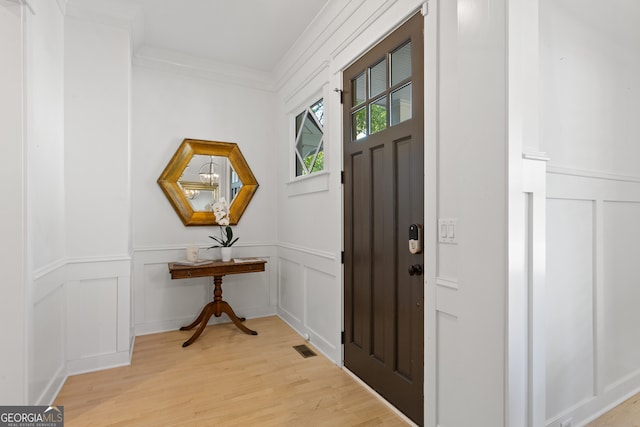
left=423, top=2, right=438, bottom=426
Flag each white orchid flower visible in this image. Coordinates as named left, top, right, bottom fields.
left=208, top=197, right=238, bottom=249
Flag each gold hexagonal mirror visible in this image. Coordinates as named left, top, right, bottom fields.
left=158, top=139, right=258, bottom=226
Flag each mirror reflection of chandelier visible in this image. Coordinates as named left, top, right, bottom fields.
left=183, top=188, right=200, bottom=200
left=198, top=157, right=219, bottom=186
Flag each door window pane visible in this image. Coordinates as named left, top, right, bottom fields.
left=391, top=42, right=411, bottom=86
left=369, top=59, right=386, bottom=97
left=352, top=107, right=367, bottom=141
left=350, top=39, right=413, bottom=141
left=370, top=96, right=387, bottom=134
left=391, top=83, right=412, bottom=125
left=352, top=73, right=366, bottom=106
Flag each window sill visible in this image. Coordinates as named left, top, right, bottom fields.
left=286, top=171, right=330, bottom=197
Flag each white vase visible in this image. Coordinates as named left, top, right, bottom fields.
left=221, top=247, right=232, bottom=262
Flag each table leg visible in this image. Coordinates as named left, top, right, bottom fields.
left=181, top=303, right=215, bottom=347
left=211, top=275, right=257, bottom=335
left=180, top=306, right=207, bottom=331
left=216, top=300, right=257, bottom=336
left=181, top=275, right=257, bottom=347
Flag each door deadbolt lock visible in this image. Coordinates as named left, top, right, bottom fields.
left=408, top=264, right=423, bottom=276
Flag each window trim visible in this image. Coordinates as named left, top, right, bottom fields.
left=285, top=170, right=330, bottom=197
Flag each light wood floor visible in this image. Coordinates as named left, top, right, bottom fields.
left=55, top=316, right=409, bottom=426
left=587, top=393, right=640, bottom=427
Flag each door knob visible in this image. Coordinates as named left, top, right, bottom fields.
left=408, top=264, right=423, bottom=276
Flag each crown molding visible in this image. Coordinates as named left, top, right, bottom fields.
left=2, top=0, right=66, bottom=16
left=1, top=0, right=34, bottom=13
left=272, top=0, right=422, bottom=92
left=134, top=46, right=276, bottom=92
left=64, top=0, right=139, bottom=31
left=272, top=0, right=360, bottom=91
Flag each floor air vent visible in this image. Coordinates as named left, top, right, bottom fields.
left=293, top=344, right=317, bottom=358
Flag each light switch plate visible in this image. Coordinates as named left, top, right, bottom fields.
left=438, top=218, right=458, bottom=244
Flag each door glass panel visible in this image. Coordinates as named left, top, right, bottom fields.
left=391, top=83, right=412, bottom=125
left=370, top=96, right=387, bottom=134
left=391, top=42, right=411, bottom=86
left=352, top=107, right=367, bottom=141
left=352, top=73, right=366, bottom=106
left=369, top=59, right=386, bottom=97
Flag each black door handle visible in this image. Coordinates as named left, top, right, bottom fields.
left=408, top=264, right=423, bottom=276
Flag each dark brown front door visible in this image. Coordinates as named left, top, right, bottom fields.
left=343, top=12, right=424, bottom=426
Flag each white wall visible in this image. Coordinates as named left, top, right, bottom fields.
left=27, top=0, right=65, bottom=271
left=65, top=16, right=131, bottom=259
left=506, top=0, right=547, bottom=424
left=540, top=0, right=640, bottom=178
left=0, top=1, right=27, bottom=405
left=435, top=0, right=508, bottom=424
left=63, top=13, right=133, bottom=375
left=540, top=1, right=640, bottom=425
left=131, top=62, right=279, bottom=335
left=25, top=0, right=67, bottom=404
left=0, top=0, right=87, bottom=405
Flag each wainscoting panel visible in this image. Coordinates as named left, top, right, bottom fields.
left=133, top=245, right=277, bottom=336
left=602, top=201, right=640, bottom=391
left=277, top=244, right=340, bottom=364
left=435, top=279, right=459, bottom=316
left=277, top=257, right=303, bottom=324
left=305, top=266, right=340, bottom=351
left=436, top=311, right=458, bottom=427
left=66, top=278, right=119, bottom=359
left=545, top=168, right=640, bottom=425
left=507, top=156, right=549, bottom=426
left=65, top=257, right=132, bottom=375
left=545, top=198, right=595, bottom=419
left=142, top=262, right=210, bottom=327
left=31, top=262, right=66, bottom=405
left=32, top=287, right=65, bottom=402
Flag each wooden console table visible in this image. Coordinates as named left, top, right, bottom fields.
left=168, top=258, right=266, bottom=347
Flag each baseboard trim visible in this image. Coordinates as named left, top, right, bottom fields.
left=35, top=365, right=66, bottom=406
left=581, top=387, right=640, bottom=425
left=276, top=313, right=340, bottom=366
left=66, top=350, right=131, bottom=376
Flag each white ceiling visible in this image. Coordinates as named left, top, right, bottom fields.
left=68, top=0, right=329, bottom=72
